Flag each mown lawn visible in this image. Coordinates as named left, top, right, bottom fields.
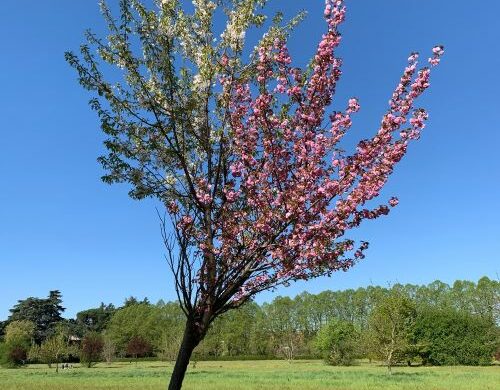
left=0, top=360, right=498, bottom=390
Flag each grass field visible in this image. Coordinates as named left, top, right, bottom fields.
left=0, top=360, right=498, bottom=390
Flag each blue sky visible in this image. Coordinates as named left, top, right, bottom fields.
left=0, top=1, right=499, bottom=319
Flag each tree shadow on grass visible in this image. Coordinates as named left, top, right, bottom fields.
left=391, top=372, right=426, bottom=378
left=376, top=371, right=432, bottom=383
left=342, top=370, right=434, bottom=384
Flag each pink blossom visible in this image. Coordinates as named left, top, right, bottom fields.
left=432, top=45, right=445, bottom=56
left=347, top=97, right=360, bottom=113
left=167, top=201, right=179, bottom=214
left=170, top=0, right=443, bottom=307
left=389, top=197, right=399, bottom=207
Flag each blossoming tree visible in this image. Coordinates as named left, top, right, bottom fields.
left=66, top=0, right=443, bottom=388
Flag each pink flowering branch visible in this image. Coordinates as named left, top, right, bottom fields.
left=209, top=1, right=444, bottom=306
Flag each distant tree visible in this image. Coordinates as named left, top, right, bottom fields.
left=218, top=302, right=259, bottom=356
left=106, top=303, right=163, bottom=354
left=0, top=320, right=35, bottom=367
left=199, top=302, right=258, bottom=358
left=248, top=308, right=272, bottom=356
left=411, top=307, right=497, bottom=366
left=315, top=319, right=359, bottom=366
left=101, top=335, right=116, bottom=364
left=0, top=321, right=6, bottom=339
left=158, top=332, right=183, bottom=363
left=81, top=332, right=104, bottom=368
left=126, top=336, right=152, bottom=359
left=264, top=297, right=304, bottom=360
left=60, top=318, right=78, bottom=336
left=27, top=344, right=40, bottom=363
left=368, top=290, right=416, bottom=374
left=195, top=321, right=225, bottom=358
left=4, top=320, right=35, bottom=346
left=450, top=280, right=477, bottom=314
left=294, top=292, right=321, bottom=338
left=474, top=277, right=500, bottom=323
left=76, top=303, right=116, bottom=335
left=0, top=343, right=28, bottom=367
left=276, top=334, right=303, bottom=362
left=8, top=345, right=28, bottom=365
left=31, top=333, right=69, bottom=372
left=157, top=302, right=185, bottom=362
left=123, top=296, right=150, bottom=307
left=7, top=291, right=65, bottom=344
left=123, top=297, right=139, bottom=307
left=415, top=281, right=452, bottom=309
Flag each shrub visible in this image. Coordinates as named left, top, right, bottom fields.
left=412, top=308, right=497, bottom=366
left=367, top=291, right=416, bottom=373
left=81, top=333, right=104, bottom=368
left=315, top=320, right=359, bottom=366
left=126, top=336, right=152, bottom=359
left=33, top=334, right=71, bottom=371
left=0, top=342, right=28, bottom=368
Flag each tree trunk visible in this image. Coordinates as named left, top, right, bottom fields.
left=168, top=321, right=201, bottom=390
left=387, top=349, right=393, bottom=375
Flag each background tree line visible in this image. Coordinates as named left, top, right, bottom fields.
left=0, top=277, right=498, bottom=370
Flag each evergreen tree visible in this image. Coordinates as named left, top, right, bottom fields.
left=7, top=291, right=65, bottom=344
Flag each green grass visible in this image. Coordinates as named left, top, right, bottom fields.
left=0, top=360, right=498, bottom=390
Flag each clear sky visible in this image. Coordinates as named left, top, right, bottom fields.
left=1, top=1, right=499, bottom=320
